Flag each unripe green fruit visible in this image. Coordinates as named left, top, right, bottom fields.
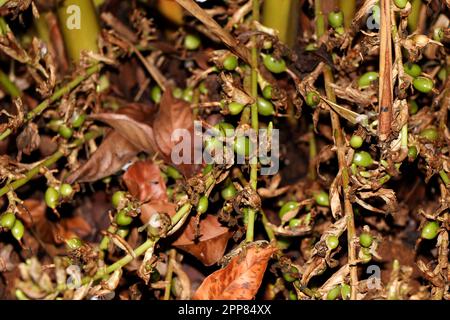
left=394, top=0, right=408, bottom=8
left=340, top=284, right=351, bottom=300
left=407, top=146, right=418, bottom=160
left=350, top=135, right=363, bottom=149
left=326, top=235, right=339, bottom=249
left=234, top=136, right=250, bottom=156
left=353, top=151, right=374, bottom=167
left=11, top=219, right=24, bottom=241
left=419, top=127, right=438, bottom=141
left=438, top=68, right=447, bottom=82
left=278, top=201, right=300, bottom=219
left=282, top=267, right=298, bottom=282
left=263, top=54, right=286, bottom=74
left=65, top=237, right=83, bottom=250
left=359, top=233, right=373, bottom=248
left=421, top=221, right=439, bottom=240
left=326, top=286, right=341, bottom=300
left=228, top=102, right=245, bottom=115
left=433, top=28, right=444, bottom=42
left=404, top=63, right=422, bottom=77
left=223, top=55, right=238, bottom=71
left=262, top=85, right=273, bottom=100
left=166, top=166, right=182, bottom=180
left=71, top=114, right=86, bottom=128
left=173, top=87, right=183, bottom=99
left=358, top=71, right=379, bottom=88
left=328, top=11, right=344, bottom=28
left=305, top=91, right=320, bottom=107
left=45, top=187, right=59, bottom=209
left=0, top=212, right=16, bottom=229
left=221, top=183, right=237, bottom=200
left=182, top=87, right=194, bottom=102
left=413, top=77, right=434, bottom=93
left=408, top=100, right=419, bottom=115
left=59, top=183, right=73, bottom=198
left=112, top=191, right=126, bottom=208
left=116, top=210, right=133, bottom=226
left=288, top=290, right=297, bottom=300
left=289, top=218, right=302, bottom=228
left=257, top=97, right=275, bottom=116
left=184, top=34, right=201, bottom=50
left=315, top=191, right=330, bottom=207
left=150, top=86, right=162, bottom=103
left=58, top=125, right=73, bottom=139
left=197, top=195, right=209, bottom=214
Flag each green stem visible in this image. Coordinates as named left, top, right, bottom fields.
left=246, top=0, right=260, bottom=243
left=339, top=0, right=356, bottom=29
left=57, top=0, right=100, bottom=62
left=163, top=249, right=176, bottom=300
left=83, top=203, right=192, bottom=285
left=315, top=0, right=358, bottom=300
left=407, top=0, right=422, bottom=33
left=0, top=130, right=102, bottom=197
left=262, top=0, right=298, bottom=47
left=0, top=63, right=102, bottom=141
left=0, top=69, right=21, bottom=98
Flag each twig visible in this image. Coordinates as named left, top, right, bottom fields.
left=378, top=0, right=393, bottom=142
left=0, top=130, right=103, bottom=197
left=175, top=0, right=252, bottom=66
left=163, top=249, right=177, bottom=300
left=315, top=0, right=358, bottom=300
left=0, top=63, right=102, bottom=141
left=246, top=0, right=260, bottom=243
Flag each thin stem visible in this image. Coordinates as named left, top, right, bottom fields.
left=0, top=63, right=102, bottom=141
left=407, top=0, right=422, bottom=33
left=246, top=0, right=260, bottom=243
left=0, top=69, right=21, bottom=98
left=0, top=130, right=102, bottom=197
left=308, top=125, right=317, bottom=180
left=163, top=249, right=177, bottom=300
left=315, top=0, right=358, bottom=299
left=81, top=203, right=192, bottom=285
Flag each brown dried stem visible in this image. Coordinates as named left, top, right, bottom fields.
left=378, top=0, right=393, bottom=142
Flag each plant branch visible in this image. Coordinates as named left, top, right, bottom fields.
left=316, top=0, right=358, bottom=300
left=378, top=0, right=393, bottom=142
left=0, top=63, right=102, bottom=141
left=0, top=130, right=103, bottom=198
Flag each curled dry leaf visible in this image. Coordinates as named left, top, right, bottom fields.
left=193, top=245, right=277, bottom=300
left=172, top=214, right=232, bottom=266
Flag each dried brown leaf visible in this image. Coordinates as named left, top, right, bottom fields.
left=193, top=245, right=277, bottom=300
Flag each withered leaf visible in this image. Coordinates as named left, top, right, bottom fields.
left=193, top=245, right=277, bottom=299
left=66, top=130, right=139, bottom=183
left=173, top=215, right=232, bottom=266
left=123, top=160, right=167, bottom=202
